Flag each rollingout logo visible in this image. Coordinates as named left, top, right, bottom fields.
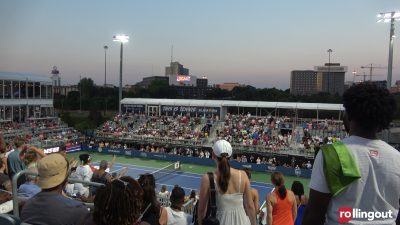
left=338, top=207, right=394, bottom=223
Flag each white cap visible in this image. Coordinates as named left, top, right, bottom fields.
left=212, top=140, right=232, bottom=157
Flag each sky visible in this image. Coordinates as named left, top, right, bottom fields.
left=0, top=0, right=399, bottom=89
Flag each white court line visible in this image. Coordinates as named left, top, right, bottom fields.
left=105, top=162, right=274, bottom=188
left=113, top=164, right=271, bottom=189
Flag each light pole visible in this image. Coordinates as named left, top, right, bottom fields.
left=103, top=45, right=108, bottom=116
left=104, top=45, right=108, bottom=87
left=352, top=70, right=357, bottom=83
left=378, top=12, right=400, bottom=89
left=327, top=49, right=333, bottom=94
left=113, top=34, right=129, bottom=115
left=79, top=75, right=82, bottom=113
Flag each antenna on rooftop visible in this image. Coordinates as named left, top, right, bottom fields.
left=171, top=45, right=174, bottom=63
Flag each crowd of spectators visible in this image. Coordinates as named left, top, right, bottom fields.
left=91, top=112, right=358, bottom=160
left=1, top=118, right=82, bottom=152
left=97, top=113, right=214, bottom=143
left=214, top=113, right=347, bottom=156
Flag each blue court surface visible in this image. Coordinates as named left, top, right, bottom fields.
left=93, top=161, right=273, bottom=205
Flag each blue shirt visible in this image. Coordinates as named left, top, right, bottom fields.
left=18, top=182, right=41, bottom=199
left=7, top=149, right=25, bottom=179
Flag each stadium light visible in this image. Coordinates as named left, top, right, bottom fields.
left=104, top=45, right=108, bottom=87
left=327, top=49, right=333, bottom=93
left=113, top=34, right=129, bottom=114
left=377, top=11, right=400, bottom=89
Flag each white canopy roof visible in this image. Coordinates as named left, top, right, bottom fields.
left=121, top=98, right=344, bottom=111
left=0, top=71, right=52, bottom=83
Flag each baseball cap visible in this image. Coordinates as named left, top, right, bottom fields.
left=212, top=140, right=232, bottom=157
left=37, top=154, right=69, bottom=189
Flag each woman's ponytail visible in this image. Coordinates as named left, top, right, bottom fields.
left=278, top=185, right=287, bottom=199
left=217, top=153, right=230, bottom=193
left=271, top=172, right=286, bottom=199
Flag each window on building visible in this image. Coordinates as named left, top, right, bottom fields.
left=4, top=81, right=11, bottom=99
left=13, top=81, right=20, bottom=98
left=34, top=82, right=40, bottom=98
left=46, top=85, right=52, bottom=99
left=27, top=82, right=34, bottom=98
left=20, top=81, right=26, bottom=98
left=0, top=80, right=3, bottom=99
left=41, top=84, right=47, bottom=98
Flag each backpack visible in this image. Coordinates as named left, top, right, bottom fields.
left=192, top=172, right=219, bottom=225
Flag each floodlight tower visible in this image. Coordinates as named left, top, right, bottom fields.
left=113, top=34, right=129, bottom=115
left=377, top=12, right=400, bottom=89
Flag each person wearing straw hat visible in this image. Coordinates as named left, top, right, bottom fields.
left=197, top=140, right=256, bottom=225
left=21, top=153, right=89, bottom=225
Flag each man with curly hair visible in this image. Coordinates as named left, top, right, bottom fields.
left=302, top=83, right=400, bottom=225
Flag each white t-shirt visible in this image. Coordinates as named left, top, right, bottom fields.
left=165, top=207, right=192, bottom=225
left=75, top=165, right=93, bottom=182
left=159, top=191, right=170, bottom=199
left=309, top=135, right=400, bottom=225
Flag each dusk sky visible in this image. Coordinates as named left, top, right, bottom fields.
left=0, top=0, right=399, bottom=89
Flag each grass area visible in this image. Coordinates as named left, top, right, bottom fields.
left=68, top=151, right=310, bottom=193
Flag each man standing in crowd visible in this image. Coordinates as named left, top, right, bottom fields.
left=21, top=153, right=89, bottom=225
left=7, top=136, right=26, bottom=186
left=302, top=83, right=400, bottom=225
left=165, top=186, right=192, bottom=225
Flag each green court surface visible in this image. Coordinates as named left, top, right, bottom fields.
left=68, top=151, right=310, bottom=194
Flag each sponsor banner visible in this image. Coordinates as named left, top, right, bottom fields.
left=161, top=105, right=220, bottom=115
left=45, top=145, right=82, bottom=154
left=122, top=104, right=145, bottom=113
left=267, top=165, right=277, bottom=171
left=176, top=75, right=191, bottom=82
left=44, top=147, right=60, bottom=154
left=66, top=145, right=81, bottom=153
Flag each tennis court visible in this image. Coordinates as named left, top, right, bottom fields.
left=93, top=161, right=273, bottom=205
left=69, top=151, right=310, bottom=206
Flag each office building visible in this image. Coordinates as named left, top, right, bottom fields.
left=165, top=62, right=189, bottom=76
left=290, top=70, right=318, bottom=95
left=135, top=76, right=169, bottom=88
left=0, top=71, right=54, bottom=121
left=315, top=63, right=347, bottom=95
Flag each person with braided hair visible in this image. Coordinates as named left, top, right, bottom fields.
left=197, top=140, right=256, bottom=225
left=303, top=83, right=400, bottom=225
left=90, top=176, right=145, bottom=225
left=266, top=172, right=297, bottom=225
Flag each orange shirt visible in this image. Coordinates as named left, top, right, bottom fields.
left=272, top=190, right=293, bottom=225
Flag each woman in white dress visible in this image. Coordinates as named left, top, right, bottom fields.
left=197, top=140, right=256, bottom=225
left=74, top=154, right=93, bottom=197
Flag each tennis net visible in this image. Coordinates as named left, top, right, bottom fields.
left=150, top=161, right=180, bottom=181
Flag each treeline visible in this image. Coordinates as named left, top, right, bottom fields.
left=54, top=78, right=344, bottom=112
left=54, top=78, right=400, bottom=129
